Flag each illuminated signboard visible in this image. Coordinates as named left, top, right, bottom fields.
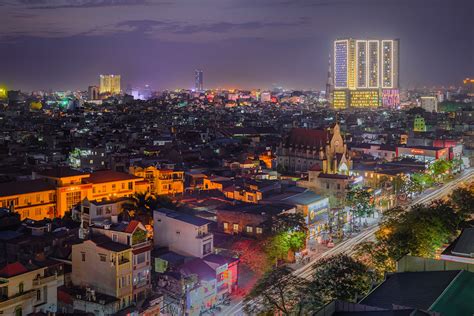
left=410, top=149, right=425, bottom=155
left=382, top=89, right=400, bottom=107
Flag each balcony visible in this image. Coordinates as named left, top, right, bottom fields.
left=196, top=232, right=212, bottom=239
left=0, top=291, right=35, bottom=309
left=33, top=274, right=58, bottom=286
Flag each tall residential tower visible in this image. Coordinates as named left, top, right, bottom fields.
left=194, top=69, right=204, bottom=91
left=99, top=74, right=121, bottom=95
left=333, top=38, right=400, bottom=108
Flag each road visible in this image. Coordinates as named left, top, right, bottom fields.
left=223, top=168, right=474, bottom=316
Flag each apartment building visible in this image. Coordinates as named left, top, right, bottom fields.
left=153, top=208, right=213, bottom=258
left=71, top=236, right=133, bottom=310
left=90, top=220, right=152, bottom=303
left=0, top=261, right=63, bottom=315
left=129, top=165, right=184, bottom=196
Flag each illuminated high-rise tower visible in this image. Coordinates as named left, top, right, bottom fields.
left=99, top=74, right=121, bottom=95
left=194, top=69, right=204, bottom=91
left=325, top=55, right=333, bottom=102
left=381, top=39, right=399, bottom=88
left=333, top=38, right=399, bottom=108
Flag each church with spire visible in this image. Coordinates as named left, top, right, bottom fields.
left=276, top=121, right=351, bottom=175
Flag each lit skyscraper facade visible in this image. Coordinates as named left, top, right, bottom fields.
left=195, top=69, right=204, bottom=91
left=99, top=74, right=121, bottom=95
left=368, top=40, right=380, bottom=88
left=333, top=38, right=399, bottom=108
left=356, top=40, right=367, bottom=88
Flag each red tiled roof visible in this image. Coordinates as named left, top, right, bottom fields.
left=124, top=220, right=140, bottom=234
left=85, top=170, right=141, bottom=184
left=284, top=128, right=330, bottom=149
left=309, top=163, right=322, bottom=171
left=0, top=262, right=28, bottom=277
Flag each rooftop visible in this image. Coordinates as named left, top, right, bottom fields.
left=0, top=179, right=56, bottom=197
left=85, top=170, right=141, bottom=184
left=156, top=208, right=212, bottom=227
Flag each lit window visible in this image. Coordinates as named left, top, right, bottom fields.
left=233, top=224, right=239, bottom=232
left=246, top=226, right=253, bottom=233
left=256, top=227, right=263, bottom=234
left=223, top=222, right=229, bottom=231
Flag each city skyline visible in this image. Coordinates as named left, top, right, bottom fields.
left=1, top=0, right=472, bottom=91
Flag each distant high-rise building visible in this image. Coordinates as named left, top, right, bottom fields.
left=99, top=74, right=121, bottom=95
left=333, top=38, right=399, bottom=108
left=420, top=96, right=438, bottom=113
left=87, top=86, right=99, bottom=100
left=325, top=55, right=333, bottom=102
left=194, top=69, right=204, bottom=91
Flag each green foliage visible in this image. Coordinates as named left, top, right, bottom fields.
left=429, top=159, right=452, bottom=180
left=132, top=228, right=147, bottom=245
left=264, top=213, right=308, bottom=265
left=450, top=185, right=474, bottom=220
left=309, top=254, right=373, bottom=303
left=355, top=193, right=470, bottom=279
left=346, top=186, right=375, bottom=219
left=391, top=175, right=408, bottom=196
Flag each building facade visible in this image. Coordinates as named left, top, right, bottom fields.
left=99, top=74, right=121, bottom=95
left=333, top=38, right=400, bottom=108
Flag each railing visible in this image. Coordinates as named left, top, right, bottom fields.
left=33, top=274, right=57, bottom=286
left=0, top=291, right=35, bottom=309
left=196, top=232, right=212, bottom=239
left=132, top=240, right=152, bottom=249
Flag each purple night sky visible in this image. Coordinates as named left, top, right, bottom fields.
left=1, top=0, right=473, bottom=91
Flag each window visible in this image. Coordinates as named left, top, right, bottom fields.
left=35, top=208, right=41, bottom=216
left=112, top=184, right=116, bottom=191
left=246, top=226, right=253, bottom=233
left=15, top=307, right=22, bottom=316
left=99, top=254, right=107, bottom=262
left=36, top=194, right=41, bottom=202
left=256, top=227, right=263, bottom=234
left=66, top=191, right=81, bottom=210
left=105, top=206, right=112, bottom=214
left=233, top=224, right=239, bottom=233
left=337, top=184, right=341, bottom=190
left=326, top=183, right=330, bottom=189
left=248, top=195, right=254, bottom=201
left=203, top=242, right=212, bottom=255
left=19, top=282, right=24, bottom=294
left=81, top=252, right=86, bottom=261
left=36, top=289, right=41, bottom=301
left=136, top=252, right=146, bottom=265
left=223, top=222, right=229, bottom=231
left=128, top=182, right=133, bottom=190
left=112, top=234, right=118, bottom=242
left=97, top=207, right=103, bottom=216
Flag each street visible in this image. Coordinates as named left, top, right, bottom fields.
left=223, top=168, right=474, bottom=316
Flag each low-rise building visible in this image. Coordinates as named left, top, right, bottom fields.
left=153, top=208, right=213, bottom=258
left=0, top=261, right=64, bottom=315
left=129, top=165, right=184, bottom=196
left=71, top=236, right=133, bottom=310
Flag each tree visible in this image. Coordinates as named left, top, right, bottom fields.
left=263, top=213, right=308, bottom=265
left=450, top=185, right=474, bottom=220
left=244, top=266, right=321, bottom=316
left=123, top=192, right=178, bottom=224
left=346, top=186, right=375, bottom=229
left=429, top=159, right=452, bottom=180
left=392, top=174, right=408, bottom=197
left=308, top=254, right=372, bottom=303
left=231, top=239, right=270, bottom=277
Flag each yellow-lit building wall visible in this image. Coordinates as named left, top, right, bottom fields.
left=129, top=166, right=183, bottom=196
left=333, top=90, right=348, bottom=109
left=350, top=90, right=380, bottom=107
left=0, top=190, right=56, bottom=220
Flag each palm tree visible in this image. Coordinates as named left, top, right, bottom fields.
left=123, top=192, right=179, bottom=224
